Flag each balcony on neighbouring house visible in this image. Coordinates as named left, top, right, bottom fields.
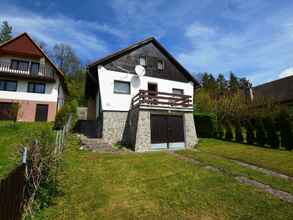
left=131, top=90, right=193, bottom=111
left=0, top=61, right=55, bottom=82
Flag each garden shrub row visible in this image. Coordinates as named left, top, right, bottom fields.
left=214, top=110, right=293, bottom=150
left=194, top=112, right=217, bottom=138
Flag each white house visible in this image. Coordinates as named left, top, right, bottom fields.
left=85, top=37, right=199, bottom=151
left=0, top=33, right=66, bottom=122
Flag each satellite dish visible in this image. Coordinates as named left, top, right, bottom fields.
left=135, top=65, right=145, bottom=77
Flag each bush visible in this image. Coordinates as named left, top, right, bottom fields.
left=255, top=118, right=266, bottom=146
left=54, top=99, right=78, bottom=130
left=216, top=120, right=225, bottom=139
left=245, top=119, right=255, bottom=145
left=224, top=121, right=233, bottom=141
left=235, top=118, right=244, bottom=143
left=194, top=112, right=217, bottom=138
left=279, top=110, right=293, bottom=150
left=263, top=116, right=279, bottom=149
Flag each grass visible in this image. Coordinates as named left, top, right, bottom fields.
left=38, top=136, right=293, bottom=220
left=177, top=150, right=293, bottom=194
left=0, top=121, right=51, bottom=179
left=197, top=138, right=293, bottom=176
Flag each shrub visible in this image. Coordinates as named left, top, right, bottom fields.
left=54, top=99, right=78, bottom=130
left=245, top=119, right=255, bottom=145
left=263, top=116, right=279, bottom=149
left=255, top=118, right=266, bottom=147
left=194, top=112, right=217, bottom=138
left=235, top=118, right=244, bottom=143
left=279, top=110, right=293, bottom=150
left=224, top=120, right=233, bottom=141
left=216, top=120, right=225, bottom=139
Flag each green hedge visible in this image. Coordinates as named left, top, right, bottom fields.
left=54, top=99, right=78, bottom=130
left=194, top=112, right=217, bottom=138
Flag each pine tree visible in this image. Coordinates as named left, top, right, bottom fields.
left=279, top=110, right=293, bottom=150
left=235, top=118, right=244, bottom=143
left=217, top=74, right=227, bottom=96
left=229, top=72, right=240, bottom=93
left=263, top=116, right=279, bottom=149
left=0, top=21, right=12, bottom=43
left=245, top=120, right=255, bottom=145
left=255, top=118, right=266, bottom=147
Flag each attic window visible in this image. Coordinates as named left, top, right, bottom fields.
left=157, top=60, right=164, bottom=70
left=139, top=56, right=146, bottom=66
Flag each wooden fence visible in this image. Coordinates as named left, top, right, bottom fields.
left=0, top=164, right=26, bottom=220
left=0, top=114, right=72, bottom=220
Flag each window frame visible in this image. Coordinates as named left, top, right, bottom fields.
left=139, top=56, right=147, bottom=67
left=113, top=80, right=131, bottom=95
left=157, top=60, right=164, bottom=71
left=10, top=59, right=29, bottom=71
left=30, top=62, right=40, bottom=75
left=0, top=80, right=17, bottom=91
left=172, top=88, right=184, bottom=95
left=27, top=82, right=46, bottom=94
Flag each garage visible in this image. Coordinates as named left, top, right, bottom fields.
left=0, top=102, right=17, bottom=120
left=150, top=114, right=185, bottom=149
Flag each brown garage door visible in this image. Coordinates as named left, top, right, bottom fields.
left=0, top=102, right=17, bottom=120
left=150, top=115, right=184, bottom=149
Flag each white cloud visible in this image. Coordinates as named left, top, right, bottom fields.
left=279, top=67, right=293, bottom=78
left=178, top=13, right=293, bottom=86
left=0, top=6, right=124, bottom=61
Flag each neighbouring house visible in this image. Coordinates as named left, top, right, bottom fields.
left=85, top=37, right=199, bottom=152
left=0, top=33, right=66, bottom=122
left=253, top=75, right=293, bottom=114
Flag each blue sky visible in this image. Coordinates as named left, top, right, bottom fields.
left=1, top=0, right=293, bottom=85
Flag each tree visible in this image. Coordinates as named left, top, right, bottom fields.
left=255, top=118, right=266, bottom=147
left=235, top=118, right=244, bottom=143
left=66, top=69, right=87, bottom=106
left=279, top=110, right=293, bottom=150
left=52, top=43, right=80, bottom=75
left=263, top=116, right=279, bottom=149
left=245, top=119, right=255, bottom=145
left=0, top=21, right=12, bottom=43
left=217, top=74, right=227, bottom=96
left=229, top=72, right=240, bottom=93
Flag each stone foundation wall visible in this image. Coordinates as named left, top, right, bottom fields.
left=102, top=111, right=128, bottom=144
left=135, top=110, right=151, bottom=152
left=101, top=110, right=198, bottom=151
left=184, top=112, right=198, bottom=148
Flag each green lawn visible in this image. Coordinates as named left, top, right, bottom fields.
left=38, top=137, right=293, bottom=220
left=197, top=138, right=293, bottom=176
left=0, top=121, right=51, bottom=179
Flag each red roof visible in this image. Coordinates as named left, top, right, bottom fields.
left=0, top=33, right=64, bottom=77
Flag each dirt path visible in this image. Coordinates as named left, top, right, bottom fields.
left=170, top=151, right=293, bottom=204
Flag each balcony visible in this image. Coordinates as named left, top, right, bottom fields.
left=131, top=90, right=193, bottom=111
left=0, top=62, right=55, bottom=82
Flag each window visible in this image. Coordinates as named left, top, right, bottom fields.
left=114, top=80, right=130, bottom=94
left=27, top=82, right=46, bottom=94
left=10, top=60, right=29, bottom=71
left=30, top=62, right=40, bottom=75
left=157, top=60, right=164, bottom=70
left=0, top=80, right=17, bottom=91
left=172, top=88, right=184, bottom=95
left=139, top=56, right=146, bottom=66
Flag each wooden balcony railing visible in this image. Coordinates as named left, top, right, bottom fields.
left=131, top=90, right=193, bottom=109
left=0, top=62, right=54, bottom=79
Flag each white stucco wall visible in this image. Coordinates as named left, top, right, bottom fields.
left=97, top=66, right=194, bottom=111
left=0, top=78, right=61, bottom=102
left=0, top=56, right=63, bottom=103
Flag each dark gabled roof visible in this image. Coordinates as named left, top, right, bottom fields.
left=88, top=37, right=200, bottom=86
left=253, top=75, right=293, bottom=103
